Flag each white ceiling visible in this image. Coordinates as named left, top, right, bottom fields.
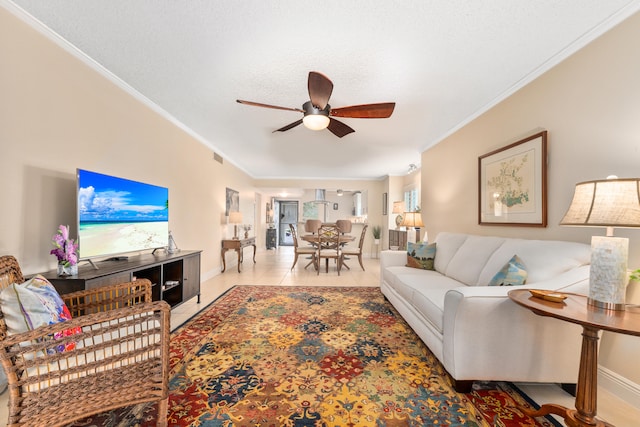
left=7, top=0, right=640, bottom=180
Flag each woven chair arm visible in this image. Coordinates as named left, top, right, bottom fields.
left=62, top=278, right=153, bottom=317
left=0, top=300, right=170, bottom=396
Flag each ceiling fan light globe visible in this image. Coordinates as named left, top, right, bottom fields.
left=303, top=114, right=330, bottom=130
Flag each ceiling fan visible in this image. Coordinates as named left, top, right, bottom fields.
left=236, top=71, right=395, bottom=138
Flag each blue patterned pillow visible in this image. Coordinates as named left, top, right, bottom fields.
left=489, top=255, right=528, bottom=286
left=406, top=242, right=436, bottom=270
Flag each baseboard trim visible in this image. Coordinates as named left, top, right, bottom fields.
left=598, top=365, right=640, bottom=408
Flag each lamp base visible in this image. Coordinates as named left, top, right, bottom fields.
left=406, top=228, right=417, bottom=245
left=587, top=297, right=626, bottom=311
left=588, top=235, right=628, bottom=312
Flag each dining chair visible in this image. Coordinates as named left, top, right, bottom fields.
left=315, top=224, right=343, bottom=275
left=342, top=224, right=368, bottom=271
left=289, top=224, right=317, bottom=270
left=304, top=219, right=322, bottom=234
left=336, top=219, right=352, bottom=235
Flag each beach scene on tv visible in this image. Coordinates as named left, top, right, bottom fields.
left=78, top=170, right=169, bottom=259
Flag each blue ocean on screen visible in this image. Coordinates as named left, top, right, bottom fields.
left=77, top=169, right=169, bottom=259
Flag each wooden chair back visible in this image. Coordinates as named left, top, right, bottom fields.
left=0, top=256, right=24, bottom=291
left=304, top=219, right=322, bottom=234
left=0, top=256, right=25, bottom=340
left=316, top=225, right=343, bottom=275
left=336, top=219, right=352, bottom=235
left=355, top=224, right=368, bottom=250
left=289, top=223, right=301, bottom=248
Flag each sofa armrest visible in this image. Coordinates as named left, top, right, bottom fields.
left=380, top=250, right=407, bottom=285
left=380, top=250, right=406, bottom=268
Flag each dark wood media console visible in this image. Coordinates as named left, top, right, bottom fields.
left=40, top=250, right=202, bottom=308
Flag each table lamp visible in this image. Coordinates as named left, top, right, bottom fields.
left=400, top=212, right=425, bottom=245
left=392, top=201, right=405, bottom=230
left=229, top=211, right=243, bottom=240
left=560, top=177, right=640, bottom=311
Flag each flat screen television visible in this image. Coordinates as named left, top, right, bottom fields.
left=77, top=169, right=169, bottom=260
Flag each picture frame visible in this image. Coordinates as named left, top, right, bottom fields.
left=382, top=192, right=388, bottom=215
left=225, top=187, right=239, bottom=216
left=333, top=203, right=339, bottom=210
left=478, top=131, right=547, bottom=227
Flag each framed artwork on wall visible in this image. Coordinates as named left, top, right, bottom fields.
left=333, top=203, right=339, bottom=210
left=225, top=187, right=239, bottom=216
left=478, top=131, right=547, bottom=227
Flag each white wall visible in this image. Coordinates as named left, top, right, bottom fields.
left=0, top=7, right=387, bottom=278
left=0, top=7, right=254, bottom=279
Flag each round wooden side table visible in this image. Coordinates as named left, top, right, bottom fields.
left=509, top=289, right=640, bottom=427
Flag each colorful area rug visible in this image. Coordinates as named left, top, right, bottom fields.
left=73, top=285, right=561, bottom=426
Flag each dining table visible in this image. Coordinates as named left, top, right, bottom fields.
left=300, top=233, right=356, bottom=271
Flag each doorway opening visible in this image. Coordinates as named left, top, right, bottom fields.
left=278, top=201, right=298, bottom=246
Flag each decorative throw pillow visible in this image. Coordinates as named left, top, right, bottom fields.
left=0, top=274, right=80, bottom=352
left=489, top=255, right=528, bottom=286
left=406, top=242, right=436, bottom=270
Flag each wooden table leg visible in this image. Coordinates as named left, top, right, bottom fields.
left=252, top=244, right=256, bottom=263
left=221, top=248, right=228, bottom=272
left=519, top=326, right=613, bottom=427
left=237, top=248, right=242, bottom=273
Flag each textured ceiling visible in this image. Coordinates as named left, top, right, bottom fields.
left=7, top=0, right=640, bottom=179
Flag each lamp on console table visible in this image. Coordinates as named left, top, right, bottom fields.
left=392, top=201, right=405, bottom=230
left=400, top=212, right=424, bottom=246
left=560, top=176, right=640, bottom=311
left=229, top=211, right=243, bottom=240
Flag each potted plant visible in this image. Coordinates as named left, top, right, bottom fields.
left=371, top=225, right=381, bottom=245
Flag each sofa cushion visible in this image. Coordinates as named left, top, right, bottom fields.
left=488, top=255, right=527, bottom=286
left=440, top=235, right=506, bottom=285
left=406, top=242, right=436, bottom=270
left=477, top=239, right=591, bottom=285
left=392, top=272, right=462, bottom=333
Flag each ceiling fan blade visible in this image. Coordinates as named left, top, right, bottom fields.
left=308, top=71, right=333, bottom=110
left=327, top=118, right=355, bottom=138
left=237, top=99, right=304, bottom=113
left=273, top=119, right=303, bottom=133
left=330, top=102, right=396, bottom=118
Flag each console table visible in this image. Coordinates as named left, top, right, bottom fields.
left=509, top=289, right=640, bottom=427
left=40, top=250, right=201, bottom=308
left=388, top=230, right=407, bottom=250
left=221, top=237, right=256, bottom=273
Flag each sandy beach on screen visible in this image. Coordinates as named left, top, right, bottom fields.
left=80, top=222, right=167, bottom=258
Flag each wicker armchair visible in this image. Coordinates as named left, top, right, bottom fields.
left=0, top=255, right=170, bottom=427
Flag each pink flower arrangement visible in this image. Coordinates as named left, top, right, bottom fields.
left=50, top=225, right=79, bottom=266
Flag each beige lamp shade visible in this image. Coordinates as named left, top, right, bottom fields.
left=392, top=201, right=405, bottom=214
left=400, top=212, right=424, bottom=228
left=560, top=178, right=640, bottom=229
left=229, top=211, right=243, bottom=224
left=560, top=177, right=640, bottom=311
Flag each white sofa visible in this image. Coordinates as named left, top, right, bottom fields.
left=380, top=232, right=591, bottom=391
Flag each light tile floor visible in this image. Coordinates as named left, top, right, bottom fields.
left=1, top=246, right=638, bottom=426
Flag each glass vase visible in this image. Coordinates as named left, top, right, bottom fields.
left=57, top=263, right=78, bottom=277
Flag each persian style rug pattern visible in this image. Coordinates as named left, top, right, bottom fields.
left=74, top=285, right=561, bottom=426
